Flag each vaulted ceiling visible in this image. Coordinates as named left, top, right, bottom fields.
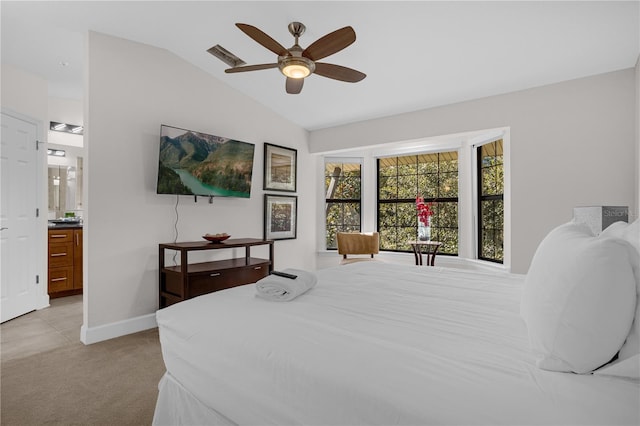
left=2, top=1, right=638, bottom=130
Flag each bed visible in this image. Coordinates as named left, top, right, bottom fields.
left=154, top=251, right=640, bottom=425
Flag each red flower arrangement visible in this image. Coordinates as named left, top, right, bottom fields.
left=416, top=196, right=434, bottom=226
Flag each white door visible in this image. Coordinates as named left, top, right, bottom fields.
left=1, top=112, right=39, bottom=322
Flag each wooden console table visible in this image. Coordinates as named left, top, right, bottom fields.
left=408, top=240, right=443, bottom=266
left=159, top=238, right=273, bottom=308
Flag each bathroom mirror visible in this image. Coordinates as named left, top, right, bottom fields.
left=48, top=157, right=83, bottom=218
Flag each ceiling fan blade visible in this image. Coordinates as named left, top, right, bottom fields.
left=286, top=78, right=304, bottom=94
left=313, top=63, right=366, bottom=83
left=236, top=23, right=289, bottom=56
left=302, top=26, right=356, bottom=61
left=225, top=63, right=278, bottom=73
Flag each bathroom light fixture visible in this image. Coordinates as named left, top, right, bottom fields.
left=50, top=121, right=83, bottom=135
left=47, top=149, right=66, bottom=157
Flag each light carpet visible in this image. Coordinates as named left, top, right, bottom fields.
left=1, top=328, right=165, bottom=425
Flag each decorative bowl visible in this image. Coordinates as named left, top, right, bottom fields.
left=202, top=234, right=230, bottom=243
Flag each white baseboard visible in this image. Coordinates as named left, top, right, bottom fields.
left=35, top=294, right=50, bottom=311
left=80, top=312, right=157, bottom=345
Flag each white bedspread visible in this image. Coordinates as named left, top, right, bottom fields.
left=155, top=262, right=640, bottom=425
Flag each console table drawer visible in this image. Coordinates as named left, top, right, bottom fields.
left=234, top=263, right=269, bottom=285
left=159, top=238, right=274, bottom=308
left=188, top=271, right=235, bottom=297
left=188, top=263, right=269, bottom=297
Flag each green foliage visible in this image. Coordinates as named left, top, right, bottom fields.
left=158, top=136, right=186, bottom=168
left=480, top=199, right=504, bottom=260
left=481, top=159, right=504, bottom=195
left=377, top=153, right=460, bottom=255
left=325, top=163, right=362, bottom=249
left=190, top=140, right=254, bottom=193
left=326, top=144, right=504, bottom=261
left=378, top=176, right=398, bottom=199
left=478, top=140, right=504, bottom=262
left=156, top=162, right=193, bottom=195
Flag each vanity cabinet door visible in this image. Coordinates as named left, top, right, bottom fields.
left=49, top=266, right=74, bottom=293
left=48, top=228, right=83, bottom=298
left=48, top=229, right=73, bottom=243
left=73, top=229, right=83, bottom=289
left=49, top=242, right=73, bottom=267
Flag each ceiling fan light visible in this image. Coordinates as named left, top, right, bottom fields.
left=282, top=64, right=310, bottom=79
left=279, top=56, right=315, bottom=79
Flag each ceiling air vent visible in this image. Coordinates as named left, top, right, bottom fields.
left=207, top=44, right=245, bottom=68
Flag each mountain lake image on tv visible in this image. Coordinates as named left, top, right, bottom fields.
left=157, top=125, right=255, bottom=198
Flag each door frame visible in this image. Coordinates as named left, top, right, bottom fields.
left=2, top=108, right=49, bottom=314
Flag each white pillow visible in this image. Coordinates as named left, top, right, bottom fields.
left=521, top=221, right=637, bottom=374
left=594, top=219, right=640, bottom=378
left=598, top=219, right=640, bottom=254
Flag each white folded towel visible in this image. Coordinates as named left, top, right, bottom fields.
left=256, top=269, right=317, bottom=302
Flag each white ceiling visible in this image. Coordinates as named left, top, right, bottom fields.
left=2, top=1, right=638, bottom=131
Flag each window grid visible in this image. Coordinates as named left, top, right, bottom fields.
left=325, top=161, right=362, bottom=249
left=377, top=152, right=459, bottom=255
left=477, top=140, right=504, bottom=263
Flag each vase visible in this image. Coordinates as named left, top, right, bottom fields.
left=418, top=220, right=431, bottom=241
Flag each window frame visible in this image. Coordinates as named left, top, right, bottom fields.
left=376, top=151, right=459, bottom=255
left=475, top=139, right=504, bottom=264
left=318, top=128, right=510, bottom=271
left=324, top=157, right=363, bottom=250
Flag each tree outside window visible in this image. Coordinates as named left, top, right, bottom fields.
left=325, top=160, right=362, bottom=249
left=477, top=140, right=504, bottom=263
left=377, top=152, right=459, bottom=254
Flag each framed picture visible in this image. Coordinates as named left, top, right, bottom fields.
left=264, top=194, right=297, bottom=240
left=264, top=143, right=297, bottom=192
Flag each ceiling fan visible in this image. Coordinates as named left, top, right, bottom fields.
left=224, top=22, right=366, bottom=94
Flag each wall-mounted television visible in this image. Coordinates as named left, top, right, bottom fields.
left=156, top=125, right=255, bottom=198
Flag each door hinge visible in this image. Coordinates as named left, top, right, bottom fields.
left=36, top=140, right=45, bottom=150
left=36, top=208, right=39, bottom=218
left=36, top=275, right=40, bottom=284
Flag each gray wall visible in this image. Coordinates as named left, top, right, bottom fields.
left=83, top=32, right=312, bottom=339
left=310, top=69, right=637, bottom=274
